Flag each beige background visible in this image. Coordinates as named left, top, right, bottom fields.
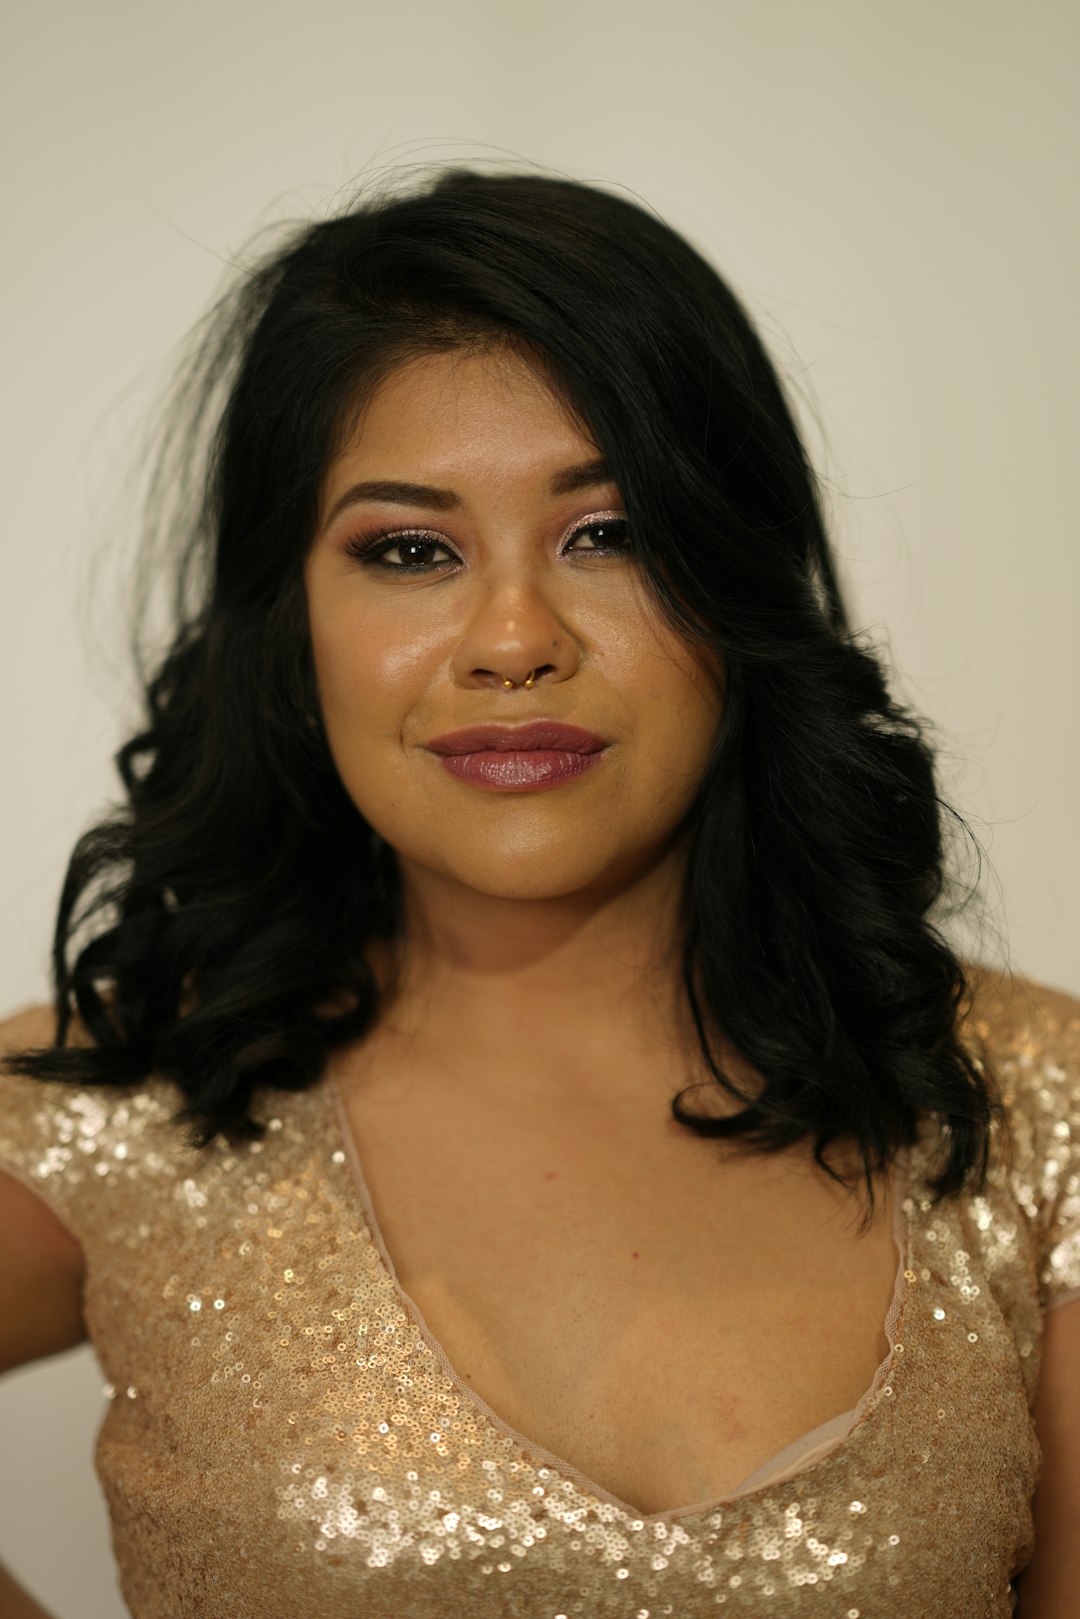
left=1, top=1, right=1077, bottom=1614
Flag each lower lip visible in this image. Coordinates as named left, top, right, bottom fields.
left=433, top=748, right=607, bottom=791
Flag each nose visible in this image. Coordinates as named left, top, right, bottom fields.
left=450, top=576, right=580, bottom=693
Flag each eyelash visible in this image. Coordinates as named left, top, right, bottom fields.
left=340, top=513, right=632, bottom=573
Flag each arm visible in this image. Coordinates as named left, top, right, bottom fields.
left=0, top=1163, right=89, bottom=1619
left=0, top=1561, right=62, bottom=1619
left=0, top=1162, right=87, bottom=1373
left=1012, top=1295, right=1080, bottom=1617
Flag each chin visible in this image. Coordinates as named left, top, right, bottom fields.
left=413, top=836, right=654, bottom=904
left=441, top=862, right=614, bottom=903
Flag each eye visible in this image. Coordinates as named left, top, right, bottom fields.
left=562, top=516, right=632, bottom=555
left=340, top=513, right=632, bottom=573
left=341, top=530, right=459, bottom=572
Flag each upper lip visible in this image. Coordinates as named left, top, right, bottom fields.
left=425, top=722, right=609, bottom=755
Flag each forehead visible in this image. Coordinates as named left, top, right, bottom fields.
left=323, top=345, right=598, bottom=500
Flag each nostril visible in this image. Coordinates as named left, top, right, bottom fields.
left=484, top=664, right=557, bottom=688
left=516, top=664, right=556, bottom=689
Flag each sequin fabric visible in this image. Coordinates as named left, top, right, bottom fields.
left=1, top=974, right=1078, bottom=1618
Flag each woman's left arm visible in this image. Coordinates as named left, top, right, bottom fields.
left=1012, top=1295, right=1080, bottom=1617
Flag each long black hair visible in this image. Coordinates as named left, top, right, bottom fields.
left=5, top=164, right=1004, bottom=1230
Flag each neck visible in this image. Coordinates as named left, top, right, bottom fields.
left=363, top=839, right=711, bottom=1104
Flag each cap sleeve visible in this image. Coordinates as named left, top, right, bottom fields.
left=2, top=1003, right=77, bottom=1238
left=0, top=1001, right=116, bottom=1246
left=974, top=972, right=1080, bottom=1314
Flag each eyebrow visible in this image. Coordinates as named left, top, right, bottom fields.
left=323, top=457, right=616, bottom=528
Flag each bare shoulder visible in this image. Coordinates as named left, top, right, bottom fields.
left=0, top=1000, right=90, bottom=1374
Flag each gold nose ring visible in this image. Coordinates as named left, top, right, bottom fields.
left=502, top=670, right=537, bottom=689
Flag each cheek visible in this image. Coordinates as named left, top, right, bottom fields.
left=309, top=598, right=442, bottom=729
left=643, top=688, right=721, bottom=808
left=624, top=618, right=724, bottom=756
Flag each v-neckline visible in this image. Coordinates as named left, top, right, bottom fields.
left=322, top=1066, right=917, bottom=1525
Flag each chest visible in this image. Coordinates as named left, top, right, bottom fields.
left=336, top=1066, right=904, bottom=1517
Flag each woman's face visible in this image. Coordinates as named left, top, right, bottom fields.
left=303, top=342, right=724, bottom=903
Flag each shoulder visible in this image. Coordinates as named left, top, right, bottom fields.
left=961, top=964, right=1080, bottom=1311
left=960, top=963, right=1080, bottom=1127
left=961, top=962, right=1080, bottom=1056
left=0, top=999, right=87, bottom=1158
left=0, top=998, right=189, bottom=1243
left=0, top=998, right=76, bottom=1054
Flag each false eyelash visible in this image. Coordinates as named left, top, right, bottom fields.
left=340, top=514, right=632, bottom=574
left=341, top=529, right=457, bottom=570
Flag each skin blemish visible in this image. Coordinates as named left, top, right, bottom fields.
left=631, top=1251, right=640, bottom=1259
left=543, top=1170, right=557, bottom=1179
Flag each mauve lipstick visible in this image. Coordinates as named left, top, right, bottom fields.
left=424, top=722, right=609, bottom=792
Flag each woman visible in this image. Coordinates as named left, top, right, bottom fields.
left=1, top=167, right=1076, bottom=1618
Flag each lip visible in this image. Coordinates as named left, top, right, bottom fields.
left=424, top=721, right=610, bottom=794
left=424, top=722, right=608, bottom=755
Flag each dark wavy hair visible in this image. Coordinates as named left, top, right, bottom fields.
left=6, top=163, right=1004, bottom=1231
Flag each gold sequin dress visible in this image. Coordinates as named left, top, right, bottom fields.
left=1, top=974, right=1078, bottom=1618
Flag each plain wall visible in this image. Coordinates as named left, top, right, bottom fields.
left=2, top=2, right=1077, bottom=1614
